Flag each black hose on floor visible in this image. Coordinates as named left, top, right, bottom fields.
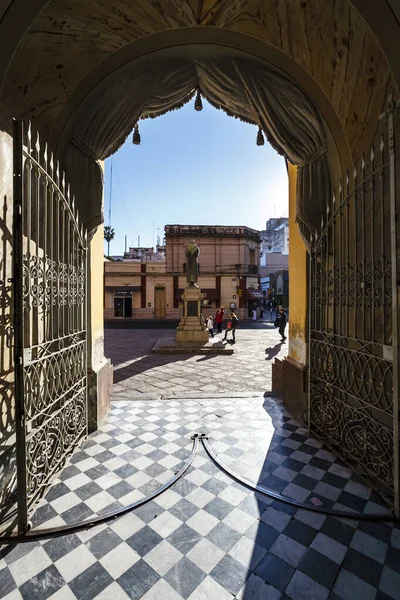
left=0, top=435, right=200, bottom=544
left=199, top=435, right=394, bottom=522
left=0, top=431, right=394, bottom=546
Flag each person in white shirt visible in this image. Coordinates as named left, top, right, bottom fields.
left=206, top=316, right=214, bottom=338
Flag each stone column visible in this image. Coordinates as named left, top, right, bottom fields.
left=272, top=163, right=308, bottom=424
left=87, top=224, right=113, bottom=432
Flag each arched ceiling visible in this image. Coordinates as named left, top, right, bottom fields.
left=61, top=45, right=327, bottom=164
left=59, top=43, right=332, bottom=236
left=0, top=0, right=394, bottom=159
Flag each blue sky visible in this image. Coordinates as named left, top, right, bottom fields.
left=104, top=99, right=288, bottom=255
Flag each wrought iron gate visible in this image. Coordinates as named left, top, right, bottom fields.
left=308, top=97, right=399, bottom=513
left=13, top=120, right=88, bottom=533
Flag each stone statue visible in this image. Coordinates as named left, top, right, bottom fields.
left=185, top=240, right=200, bottom=285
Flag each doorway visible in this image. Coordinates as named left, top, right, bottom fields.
left=114, top=293, right=132, bottom=318
left=154, top=287, right=166, bottom=318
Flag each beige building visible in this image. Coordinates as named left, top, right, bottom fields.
left=104, top=225, right=262, bottom=320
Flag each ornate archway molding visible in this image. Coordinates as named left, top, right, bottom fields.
left=49, top=28, right=351, bottom=238
left=1, top=0, right=399, bottom=104
left=51, top=27, right=351, bottom=174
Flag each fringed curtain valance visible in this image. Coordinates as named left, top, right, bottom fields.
left=67, top=48, right=330, bottom=238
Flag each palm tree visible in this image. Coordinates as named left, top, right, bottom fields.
left=104, top=225, right=115, bottom=257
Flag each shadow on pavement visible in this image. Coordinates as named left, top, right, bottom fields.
left=106, top=322, right=278, bottom=386
left=110, top=344, right=200, bottom=385
left=265, top=342, right=284, bottom=361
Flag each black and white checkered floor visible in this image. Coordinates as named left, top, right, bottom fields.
left=1, top=397, right=399, bottom=599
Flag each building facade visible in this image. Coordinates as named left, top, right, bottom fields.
left=260, top=218, right=289, bottom=310
left=259, top=252, right=288, bottom=279
left=260, top=217, right=289, bottom=259
left=261, top=270, right=289, bottom=311
left=121, top=245, right=166, bottom=262
left=104, top=225, right=262, bottom=320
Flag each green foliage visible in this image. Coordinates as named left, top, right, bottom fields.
left=104, top=225, right=115, bottom=256
left=104, top=225, right=115, bottom=243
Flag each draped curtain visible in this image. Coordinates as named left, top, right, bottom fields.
left=66, top=48, right=330, bottom=239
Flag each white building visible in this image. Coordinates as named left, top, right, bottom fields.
left=260, top=217, right=289, bottom=269
left=272, top=221, right=289, bottom=254
left=112, top=246, right=166, bottom=262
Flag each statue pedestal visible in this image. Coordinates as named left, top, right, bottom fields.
left=176, top=285, right=209, bottom=345
left=151, top=283, right=233, bottom=354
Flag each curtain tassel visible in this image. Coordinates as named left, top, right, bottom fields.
left=132, top=123, right=141, bottom=145
left=256, top=126, right=265, bottom=146
left=194, top=89, right=203, bottom=111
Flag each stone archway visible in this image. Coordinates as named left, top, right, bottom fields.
left=49, top=27, right=352, bottom=169
left=50, top=40, right=340, bottom=237
left=0, top=0, right=399, bottom=519
left=23, top=36, right=400, bottom=513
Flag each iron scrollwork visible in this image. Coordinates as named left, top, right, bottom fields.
left=309, top=131, right=395, bottom=502
left=13, top=121, right=88, bottom=532
left=310, top=384, right=393, bottom=491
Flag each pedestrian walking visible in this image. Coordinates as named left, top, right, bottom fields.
left=206, top=315, right=214, bottom=338
left=215, top=306, right=224, bottom=333
left=278, top=308, right=288, bottom=341
left=223, top=312, right=239, bottom=344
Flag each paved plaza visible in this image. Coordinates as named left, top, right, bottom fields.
left=0, top=323, right=399, bottom=599
left=107, top=321, right=285, bottom=400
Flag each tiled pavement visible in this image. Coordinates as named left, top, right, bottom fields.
left=1, top=326, right=399, bottom=599
left=1, top=396, right=398, bottom=600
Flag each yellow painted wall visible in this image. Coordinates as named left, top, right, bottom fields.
left=90, top=225, right=105, bottom=364
left=288, top=163, right=308, bottom=365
